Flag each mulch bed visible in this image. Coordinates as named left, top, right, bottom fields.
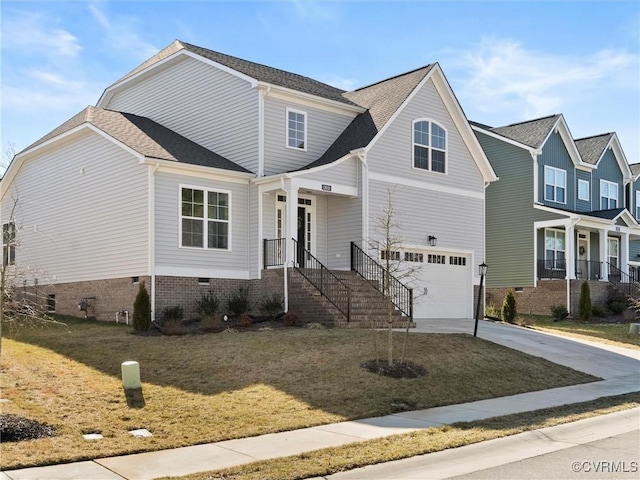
left=361, top=359, right=427, bottom=379
left=0, top=414, right=56, bottom=442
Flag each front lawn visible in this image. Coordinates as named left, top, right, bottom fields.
left=1, top=316, right=598, bottom=469
left=518, top=314, right=640, bottom=349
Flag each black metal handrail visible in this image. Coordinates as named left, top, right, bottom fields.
left=607, top=263, right=640, bottom=298
left=263, top=238, right=285, bottom=268
left=574, top=260, right=603, bottom=281
left=292, top=239, right=350, bottom=321
left=537, top=259, right=567, bottom=280
left=350, top=242, right=413, bottom=319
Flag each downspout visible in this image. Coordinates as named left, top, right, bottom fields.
left=149, top=162, right=159, bottom=321
left=531, top=149, right=541, bottom=286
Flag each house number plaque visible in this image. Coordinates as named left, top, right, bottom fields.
left=322, top=184, right=332, bottom=191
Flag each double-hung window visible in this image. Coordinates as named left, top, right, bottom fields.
left=286, top=108, right=306, bottom=150
left=600, top=180, right=618, bottom=209
left=545, top=229, right=565, bottom=270
left=413, top=120, right=446, bottom=173
left=2, top=221, right=15, bottom=265
left=544, top=166, right=566, bottom=203
left=181, top=187, right=230, bottom=250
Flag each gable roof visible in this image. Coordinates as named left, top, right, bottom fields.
left=108, top=39, right=357, bottom=107
left=20, top=106, right=250, bottom=173
left=301, top=65, right=435, bottom=170
left=630, top=163, right=640, bottom=178
left=574, top=133, right=614, bottom=165
left=490, top=114, right=561, bottom=149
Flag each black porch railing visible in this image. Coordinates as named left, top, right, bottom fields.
left=292, top=239, right=351, bottom=321
left=607, top=263, right=640, bottom=298
left=350, top=242, right=413, bottom=319
left=263, top=238, right=285, bottom=268
left=536, top=259, right=567, bottom=280
left=574, top=260, right=603, bottom=281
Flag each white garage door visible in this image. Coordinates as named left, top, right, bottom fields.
left=411, top=252, right=472, bottom=319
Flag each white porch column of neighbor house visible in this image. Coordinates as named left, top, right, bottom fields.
left=285, top=183, right=299, bottom=265
left=621, top=231, right=630, bottom=275
left=566, top=223, right=576, bottom=279
left=600, top=227, right=609, bottom=281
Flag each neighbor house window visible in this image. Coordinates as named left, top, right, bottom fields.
left=2, top=221, right=15, bottom=265
left=413, top=120, right=446, bottom=173
left=545, top=229, right=565, bottom=269
left=577, top=179, right=590, bottom=201
left=47, top=294, right=56, bottom=312
left=287, top=108, right=306, bottom=150
left=636, top=191, right=640, bottom=220
left=600, top=180, right=618, bottom=209
left=180, top=187, right=230, bottom=250
left=608, top=237, right=619, bottom=268
left=544, top=166, right=566, bottom=203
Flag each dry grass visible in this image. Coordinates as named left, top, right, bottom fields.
left=174, top=393, right=640, bottom=480
left=518, top=314, right=640, bottom=349
left=1, top=316, right=598, bottom=469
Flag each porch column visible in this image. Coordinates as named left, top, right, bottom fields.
left=621, top=231, right=629, bottom=275
left=599, top=228, right=609, bottom=281
left=285, top=185, right=299, bottom=265
left=566, top=224, right=576, bottom=279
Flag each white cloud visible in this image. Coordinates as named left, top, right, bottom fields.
left=291, top=0, right=337, bottom=21
left=318, top=74, right=360, bottom=91
left=1, top=13, right=82, bottom=57
left=452, top=38, right=639, bottom=119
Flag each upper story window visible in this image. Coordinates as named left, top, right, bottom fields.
left=413, top=120, right=446, bottom=173
left=286, top=108, right=307, bottom=151
left=2, top=221, right=15, bottom=265
left=544, top=166, right=566, bottom=203
left=577, top=179, right=590, bottom=201
left=600, top=180, right=618, bottom=209
left=636, top=191, right=640, bottom=220
left=180, top=186, right=230, bottom=250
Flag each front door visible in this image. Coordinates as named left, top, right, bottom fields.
left=577, top=235, right=589, bottom=279
left=296, top=197, right=313, bottom=267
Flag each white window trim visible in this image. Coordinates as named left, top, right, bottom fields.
left=577, top=179, right=590, bottom=201
left=285, top=107, right=307, bottom=152
left=600, top=179, right=618, bottom=209
left=544, top=166, right=567, bottom=204
left=2, top=221, right=16, bottom=266
left=544, top=227, right=566, bottom=267
left=178, top=184, right=232, bottom=252
left=635, top=191, right=640, bottom=220
left=411, top=118, right=448, bottom=175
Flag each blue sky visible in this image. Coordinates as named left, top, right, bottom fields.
left=1, top=0, right=639, bottom=166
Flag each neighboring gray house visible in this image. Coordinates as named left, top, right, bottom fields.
left=472, top=115, right=639, bottom=314
left=1, top=40, right=496, bottom=322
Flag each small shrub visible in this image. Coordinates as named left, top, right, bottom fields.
left=485, top=302, right=500, bottom=319
left=201, top=313, right=223, bottom=332
left=195, top=292, right=220, bottom=316
left=161, top=306, right=184, bottom=323
left=132, top=282, right=151, bottom=332
left=501, top=290, right=517, bottom=324
left=591, top=304, right=608, bottom=318
left=283, top=311, right=298, bottom=326
left=227, top=287, right=251, bottom=316
left=259, top=294, right=284, bottom=320
left=578, top=281, right=592, bottom=322
left=240, top=312, right=252, bottom=328
left=550, top=305, right=568, bottom=321
left=608, top=300, right=629, bottom=315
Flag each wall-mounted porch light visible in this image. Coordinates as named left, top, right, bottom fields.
left=428, top=235, right=437, bottom=247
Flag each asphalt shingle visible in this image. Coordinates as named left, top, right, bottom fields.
left=489, top=114, right=561, bottom=149
left=574, top=133, right=614, bottom=165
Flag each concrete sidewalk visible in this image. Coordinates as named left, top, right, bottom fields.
left=3, top=320, right=639, bottom=480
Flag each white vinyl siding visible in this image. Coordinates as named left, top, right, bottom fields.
left=106, top=56, right=259, bottom=172
left=544, top=166, right=566, bottom=204
left=0, top=131, right=148, bottom=283
left=263, top=96, right=356, bottom=175
left=367, top=78, right=484, bottom=194
left=600, top=180, right=618, bottom=209
left=155, top=172, right=249, bottom=276
left=326, top=194, right=361, bottom=270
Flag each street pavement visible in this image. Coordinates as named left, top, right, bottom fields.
left=2, top=319, right=639, bottom=480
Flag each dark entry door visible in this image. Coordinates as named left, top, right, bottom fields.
left=297, top=206, right=306, bottom=267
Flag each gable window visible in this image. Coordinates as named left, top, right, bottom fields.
left=2, top=221, right=15, bottom=265
left=413, top=120, right=446, bottom=173
left=577, top=179, right=590, bottom=201
left=180, top=187, right=230, bottom=250
left=636, top=191, right=640, bottom=220
left=286, top=108, right=306, bottom=150
left=545, top=229, right=565, bottom=269
left=600, top=180, right=618, bottom=209
left=544, top=166, right=566, bottom=203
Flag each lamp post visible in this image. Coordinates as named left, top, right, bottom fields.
left=474, top=262, right=488, bottom=337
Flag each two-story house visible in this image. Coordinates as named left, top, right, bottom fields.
left=1, top=40, right=497, bottom=323
left=472, top=115, right=638, bottom=314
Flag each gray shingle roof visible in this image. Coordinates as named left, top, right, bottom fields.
left=585, top=208, right=626, bottom=220
left=300, top=65, right=436, bottom=170
left=113, top=40, right=357, bottom=107
left=489, top=114, right=561, bottom=149
left=630, top=163, right=640, bottom=177
left=22, top=106, right=250, bottom=173
left=574, top=133, right=613, bottom=165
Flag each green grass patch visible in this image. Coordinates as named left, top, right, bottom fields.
left=1, top=315, right=598, bottom=469
left=170, top=393, right=640, bottom=480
